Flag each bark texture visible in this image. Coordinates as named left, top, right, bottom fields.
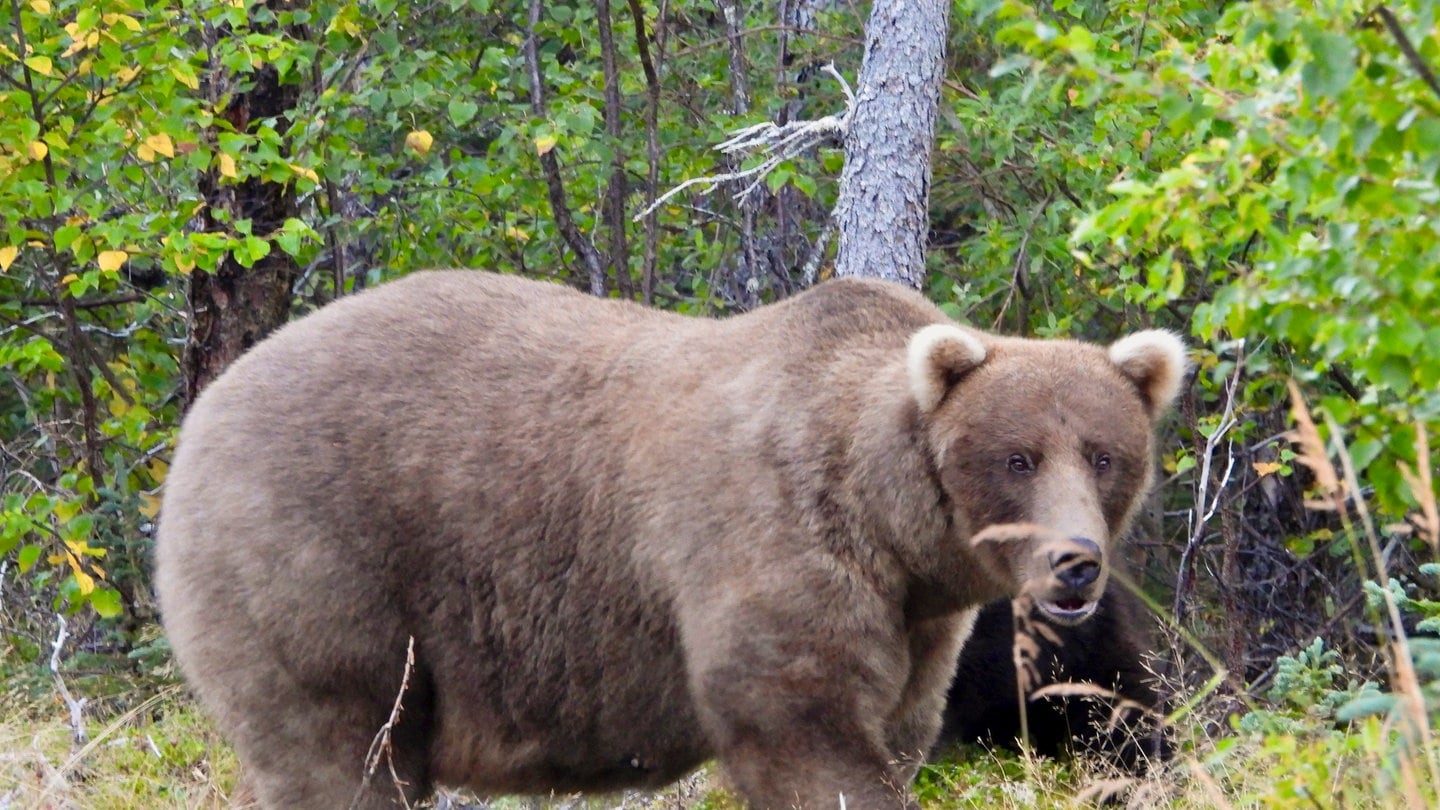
left=182, top=3, right=302, bottom=405
left=833, top=0, right=949, bottom=289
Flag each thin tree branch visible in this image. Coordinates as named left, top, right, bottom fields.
left=49, top=615, right=89, bottom=746
left=524, top=0, right=608, bottom=296
left=597, top=0, right=631, bottom=299
left=1373, top=5, right=1440, bottom=103
left=634, top=65, right=852, bottom=220
left=1174, top=343, right=1246, bottom=622
left=626, top=0, right=663, bottom=306
left=352, top=637, right=417, bottom=810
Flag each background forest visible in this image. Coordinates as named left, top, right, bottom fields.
left=4, top=0, right=1440, bottom=806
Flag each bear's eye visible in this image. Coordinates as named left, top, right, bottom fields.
left=1093, top=453, right=1112, bottom=473
left=1006, top=454, right=1035, bottom=474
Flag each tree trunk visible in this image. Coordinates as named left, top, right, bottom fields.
left=833, top=0, right=949, bottom=289
left=182, top=5, right=301, bottom=405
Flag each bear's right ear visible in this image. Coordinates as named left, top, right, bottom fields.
left=1107, top=329, right=1189, bottom=419
left=907, top=324, right=988, bottom=413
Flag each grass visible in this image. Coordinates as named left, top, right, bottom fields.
left=3, top=666, right=1440, bottom=809
left=0, top=686, right=240, bottom=809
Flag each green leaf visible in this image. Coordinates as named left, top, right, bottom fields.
left=17, top=543, right=42, bottom=572
left=1299, top=28, right=1355, bottom=99
left=448, top=98, right=479, bottom=127
left=89, top=586, right=124, bottom=618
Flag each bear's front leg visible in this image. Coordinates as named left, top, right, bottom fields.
left=681, top=591, right=919, bottom=809
left=883, top=610, right=977, bottom=778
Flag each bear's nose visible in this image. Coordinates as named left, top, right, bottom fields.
left=1048, top=536, right=1102, bottom=590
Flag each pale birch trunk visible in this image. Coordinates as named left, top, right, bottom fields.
left=833, top=0, right=949, bottom=289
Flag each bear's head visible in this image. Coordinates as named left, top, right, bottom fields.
left=906, top=324, right=1187, bottom=623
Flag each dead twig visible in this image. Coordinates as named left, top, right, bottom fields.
left=352, top=636, right=417, bottom=810
left=1174, top=341, right=1247, bottom=621
left=634, top=64, right=854, bottom=220
left=49, top=614, right=88, bottom=746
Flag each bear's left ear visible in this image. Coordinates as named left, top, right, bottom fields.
left=1108, top=329, right=1189, bottom=418
left=907, top=324, right=988, bottom=413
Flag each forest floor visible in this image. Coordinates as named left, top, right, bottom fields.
left=1, top=643, right=1436, bottom=809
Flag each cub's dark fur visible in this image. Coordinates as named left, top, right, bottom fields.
left=939, top=587, right=1168, bottom=772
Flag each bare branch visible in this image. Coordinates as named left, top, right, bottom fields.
left=1373, top=5, right=1440, bottom=104
left=1174, top=341, right=1247, bottom=622
left=49, top=615, right=89, bottom=746
left=352, top=636, right=417, bottom=810
left=634, top=65, right=853, bottom=221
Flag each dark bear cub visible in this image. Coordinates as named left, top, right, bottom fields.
left=938, top=585, right=1168, bottom=772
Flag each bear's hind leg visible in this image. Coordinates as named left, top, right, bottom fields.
left=233, top=692, right=435, bottom=810
left=197, top=650, right=436, bottom=810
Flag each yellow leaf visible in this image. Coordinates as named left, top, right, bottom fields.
left=60, top=273, right=78, bottom=284
left=290, top=163, right=319, bottom=183
left=145, top=133, right=175, bottom=159
left=505, top=225, right=531, bottom=243
left=73, top=566, right=96, bottom=596
left=173, top=252, right=196, bottom=274
left=97, top=249, right=127, bottom=272
left=0, top=245, right=17, bottom=272
left=27, top=140, right=48, bottom=160
left=218, top=152, right=238, bottom=179
left=138, top=492, right=162, bottom=519
left=137, top=143, right=155, bottom=162
left=404, top=130, right=433, bottom=156
left=1252, top=461, right=1284, bottom=477
left=117, top=65, right=141, bottom=83
left=108, top=396, right=130, bottom=417
left=169, top=62, right=198, bottom=90
left=534, top=134, right=558, bottom=156
left=102, top=13, right=141, bottom=32
left=24, top=55, right=52, bottom=76
left=30, top=0, right=51, bottom=14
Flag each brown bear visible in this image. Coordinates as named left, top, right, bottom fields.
left=155, top=271, right=1186, bottom=809
left=938, top=586, right=1169, bottom=772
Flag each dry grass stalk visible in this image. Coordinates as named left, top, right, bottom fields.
left=1074, top=776, right=1138, bottom=806
left=1284, top=380, right=1348, bottom=517
left=1184, top=756, right=1236, bottom=810
left=1287, top=383, right=1439, bottom=803
left=1398, top=422, right=1438, bottom=551
left=1009, top=595, right=1038, bottom=752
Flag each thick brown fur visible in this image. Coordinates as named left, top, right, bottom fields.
left=155, top=272, right=1185, bottom=809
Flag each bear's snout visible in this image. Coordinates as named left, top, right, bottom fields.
left=1030, top=534, right=1105, bottom=625
left=1048, top=537, right=1102, bottom=590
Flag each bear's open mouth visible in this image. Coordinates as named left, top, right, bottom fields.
left=1038, top=597, right=1099, bottom=622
